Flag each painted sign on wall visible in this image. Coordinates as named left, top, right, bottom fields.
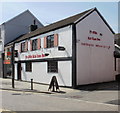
left=81, top=30, right=110, bottom=49
left=25, top=54, right=46, bottom=59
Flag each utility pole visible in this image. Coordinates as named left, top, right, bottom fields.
left=1, top=53, right=4, bottom=78
left=11, top=43, right=15, bottom=88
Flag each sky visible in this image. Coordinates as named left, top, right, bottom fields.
left=0, top=1, right=118, bottom=33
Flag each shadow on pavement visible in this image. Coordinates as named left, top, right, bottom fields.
left=1, top=88, right=52, bottom=94
left=77, top=81, right=119, bottom=91
left=105, top=99, right=120, bottom=105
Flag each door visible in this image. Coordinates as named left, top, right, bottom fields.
left=17, top=62, right=21, bottom=80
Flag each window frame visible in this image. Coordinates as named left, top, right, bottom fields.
left=32, top=39, right=38, bottom=51
left=21, top=42, right=26, bottom=52
left=47, top=61, right=58, bottom=73
left=26, top=62, right=32, bottom=72
left=46, top=35, right=54, bottom=48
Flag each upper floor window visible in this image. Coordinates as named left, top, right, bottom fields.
left=21, top=42, right=26, bottom=52
left=21, top=41, right=28, bottom=52
left=32, top=39, right=38, bottom=51
left=47, top=35, right=54, bottom=48
left=44, top=34, right=58, bottom=48
left=30, top=38, right=41, bottom=51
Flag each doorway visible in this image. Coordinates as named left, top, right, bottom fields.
left=17, top=62, right=21, bottom=80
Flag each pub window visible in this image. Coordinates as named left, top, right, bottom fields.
left=48, top=61, right=58, bottom=73
left=26, top=62, right=32, bottom=72
left=47, top=35, right=54, bottom=48
left=21, top=42, right=26, bottom=52
left=32, top=39, right=38, bottom=51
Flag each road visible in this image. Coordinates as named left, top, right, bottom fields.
left=1, top=89, right=118, bottom=111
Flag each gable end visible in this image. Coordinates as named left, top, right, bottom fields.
left=75, top=8, right=115, bottom=34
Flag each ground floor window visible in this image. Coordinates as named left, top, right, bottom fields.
left=26, top=62, right=32, bottom=72
left=47, top=61, right=58, bottom=73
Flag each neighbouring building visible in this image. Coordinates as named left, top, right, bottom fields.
left=6, top=8, right=115, bottom=88
left=114, top=34, right=120, bottom=79
left=0, top=25, right=4, bottom=77
left=115, top=33, right=120, bottom=46
left=0, top=10, right=44, bottom=77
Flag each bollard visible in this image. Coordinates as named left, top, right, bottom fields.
left=31, top=79, right=33, bottom=90
left=12, top=76, right=15, bottom=88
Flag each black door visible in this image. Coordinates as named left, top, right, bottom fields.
left=17, top=63, right=21, bottom=80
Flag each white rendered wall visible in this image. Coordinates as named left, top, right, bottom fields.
left=14, top=61, right=72, bottom=86
left=15, top=25, right=72, bottom=61
left=15, top=63, right=17, bottom=79
left=76, top=11, right=115, bottom=85
left=14, top=25, right=72, bottom=86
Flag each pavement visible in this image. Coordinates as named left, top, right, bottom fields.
left=0, top=78, right=76, bottom=94
left=0, top=78, right=120, bottom=112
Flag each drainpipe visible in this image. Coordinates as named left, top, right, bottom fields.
left=72, top=24, right=77, bottom=89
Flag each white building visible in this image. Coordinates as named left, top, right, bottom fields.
left=13, top=8, right=115, bottom=88
left=0, top=10, right=43, bottom=77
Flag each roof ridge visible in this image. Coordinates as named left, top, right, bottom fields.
left=1, top=10, right=41, bottom=25
left=33, top=8, right=94, bottom=33
left=1, top=10, right=29, bottom=24
left=6, top=8, right=98, bottom=44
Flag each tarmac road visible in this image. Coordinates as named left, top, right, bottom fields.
left=0, top=78, right=119, bottom=112
left=1, top=89, right=118, bottom=111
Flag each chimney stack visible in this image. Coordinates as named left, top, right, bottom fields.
left=29, top=20, right=38, bottom=32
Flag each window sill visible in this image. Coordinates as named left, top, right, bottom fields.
left=47, top=72, right=58, bottom=74
left=20, top=51, right=28, bottom=53
left=45, top=46, right=58, bottom=49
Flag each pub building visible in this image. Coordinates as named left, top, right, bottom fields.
left=8, top=8, right=115, bottom=88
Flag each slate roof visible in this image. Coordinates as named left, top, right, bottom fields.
left=6, top=8, right=94, bottom=46
left=6, top=7, right=114, bottom=46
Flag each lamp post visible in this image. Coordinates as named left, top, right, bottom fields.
left=11, top=43, right=15, bottom=88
